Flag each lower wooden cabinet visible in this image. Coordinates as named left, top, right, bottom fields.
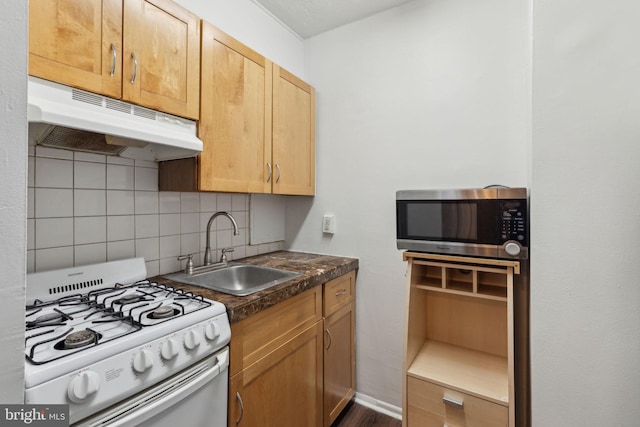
left=228, top=272, right=357, bottom=427
left=229, top=321, right=324, bottom=426
left=323, top=272, right=356, bottom=427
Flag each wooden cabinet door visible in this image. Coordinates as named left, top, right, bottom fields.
left=122, top=0, right=200, bottom=119
left=199, top=22, right=272, bottom=193
left=29, top=0, right=123, bottom=99
left=324, top=302, right=356, bottom=427
left=229, top=322, right=324, bottom=427
left=272, top=64, right=315, bottom=196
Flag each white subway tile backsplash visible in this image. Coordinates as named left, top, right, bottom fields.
left=74, top=216, right=107, bottom=245
left=232, top=194, right=248, bottom=211
left=135, top=159, right=158, bottom=169
left=200, top=193, right=217, bottom=212
left=159, top=257, right=181, bottom=275
left=159, top=214, right=180, bottom=236
left=136, top=237, right=159, bottom=261
left=159, top=235, right=181, bottom=259
left=107, top=190, right=135, bottom=215
left=135, top=191, right=159, bottom=214
left=180, top=193, right=199, bottom=213
left=35, top=157, right=73, bottom=188
left=35, top=146, right=74, bottom=160
left=145, top=260, right=160, bottom=277
left=107, top=156, right=134, bottom=166
left=27, top=188, right=35, bottom=219
left=27, top=250, right=35, bottom=274
left=217, top=193, right=232, bottom=211
left=159, top=192, right=181, bottom=214
left=75, top=243, right=107, bottom=266
left=27, top=219, right=35, bottom=250
left=107, top=215, right=135, bottom=241
left=75, top=161, right=106, bottom=189
left=135, top=167, right=158, bottom=191
left=35, top=188, right=73, bottom=218
left=135, top=214, right=159, bottom=239
left=29, top=147, right=284, bottom=273
left=74, top=189, right=106, bottom=216
left=107, top=240, right=135, bottom=261
left=35, top=246, right=74, bottom=271
left=107, top=164, right=134, bottom=190
left=181, top=212, right=199, bottom=234
left=28, top=156, right=35, bottom=188
left=75, top=152, right=106, bottom=163
left=180, top=233, right=199, bottom=258
left=35, top=218, right=74, bottom=249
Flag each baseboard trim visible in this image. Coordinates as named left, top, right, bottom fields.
left=354, top=392, right=403, bottom=420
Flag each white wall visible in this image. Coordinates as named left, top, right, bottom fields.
left=288, top=0, right=529, bottom=409
left=175, top=0, right=305, bottom=78
left=0, top=0, right=27, bottom=402
left=531, top=0, right=640, bottom=424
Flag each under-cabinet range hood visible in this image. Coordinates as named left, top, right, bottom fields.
left=27, top=76, right=202, bottom=161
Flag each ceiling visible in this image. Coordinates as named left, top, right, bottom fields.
left=252, top=0, right=415, bottom=39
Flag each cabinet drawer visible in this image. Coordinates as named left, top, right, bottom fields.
left=407, top=376, right=508, bottom=427
left=230, top=287, right=322, bottom=376
left=324, top=271, right=355, bottom=316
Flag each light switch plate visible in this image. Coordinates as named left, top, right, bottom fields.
left=322, top=214, right=336, bottom=234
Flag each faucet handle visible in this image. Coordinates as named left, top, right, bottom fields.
left=177, top=254, right=194, bottom=274
left=220, top=248, right=234, bottom=262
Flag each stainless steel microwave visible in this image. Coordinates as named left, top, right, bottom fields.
left=396, top=187, right=528, bottom=259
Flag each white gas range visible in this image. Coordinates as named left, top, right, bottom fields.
left=24, top=258, right=231, bottom=426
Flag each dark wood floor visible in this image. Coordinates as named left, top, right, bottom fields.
left=333, top=402, right=402, bottom=427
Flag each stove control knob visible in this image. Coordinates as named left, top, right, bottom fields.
left=160, top=338, right=179, bottom=361
left=205, top=322, right=220, bottom=341
left=132, top=349, right=154, bottom=373
left=184, top=330, right=202, bottom=350
left=67, top=370, right=101, bottom=403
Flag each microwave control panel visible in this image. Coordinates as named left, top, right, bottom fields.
left=499, top=200, right=527, bottom=244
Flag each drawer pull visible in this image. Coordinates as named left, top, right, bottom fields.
left=442, top=395, right=464, bottom=409
left=335, top=289, right=347, bottom=296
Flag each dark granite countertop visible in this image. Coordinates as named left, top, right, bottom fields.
left=152, top=251, right=359, bottom=323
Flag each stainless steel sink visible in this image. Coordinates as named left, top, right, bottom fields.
left=164, top=264, right=301, bottom=296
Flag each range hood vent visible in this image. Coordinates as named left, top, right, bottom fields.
left=27, top=77, right=203, bottom=161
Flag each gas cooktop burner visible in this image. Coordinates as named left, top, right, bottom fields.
left=60, top=329, right=99, bottom=350
left=34, top=312, right=64, bottom=323
left=115, top=294, right=144, bottom=304
left=149, top=305, right=177, bottom=319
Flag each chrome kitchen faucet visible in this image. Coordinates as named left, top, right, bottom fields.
left=204, top=212, right=239, bottom=266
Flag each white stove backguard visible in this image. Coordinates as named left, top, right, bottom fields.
left=27, top=258, right=148, bottom=304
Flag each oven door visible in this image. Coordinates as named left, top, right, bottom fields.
left=74, top=347, right=228, bottom=427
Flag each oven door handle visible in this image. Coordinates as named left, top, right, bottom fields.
left=74, top=348, right=229, bottom=427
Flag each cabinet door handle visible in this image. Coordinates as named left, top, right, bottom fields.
left=266, top=163, right=272, bottom=183
left=442, top=395, right=464, bottom=409
left=235, top=392, right=244, bottom=424
left=275, top=163, right=281, bottom=183
left=110, top=43, right=117, bottom=77
left=325, top=328, right=332, bottom=350
left=130, top=52, right=137, bottom=84
left=335, top=289, right=347, bottom=297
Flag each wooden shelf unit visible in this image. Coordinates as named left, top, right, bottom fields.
left=402, top=252, right=519, bottom=427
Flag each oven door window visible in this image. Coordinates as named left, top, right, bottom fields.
left=396, top=200, right=497, bottom=243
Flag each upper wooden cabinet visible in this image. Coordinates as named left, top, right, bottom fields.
left=198, top=22, right=272, bottom=193
left=159, top=23, right=315, bottom=195
left=272, top=65, right=316, bottom=196
left=28, top=0, right=200, bottom=120
left=29, top=0, right=123, bottom=99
